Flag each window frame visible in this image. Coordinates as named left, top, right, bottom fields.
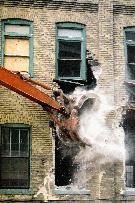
left=0, top=123, right=32, bottom=194
left=125, top=163, right=135, bottom=188
left=2, top=19, right=33, bottom=76
left=55, top=22, right=86, bottom=80
left=124, top=27, right=135, bottom=83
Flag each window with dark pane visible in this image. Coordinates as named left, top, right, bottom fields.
left=126, top=31, right=135, bottom=41
left=126, top=165, right=134, bottom=187
left=58, top=41, right=81, bottom=77
left=56, top=23, right=86, bottom=80
left=59, top=41, right=81, bottom=59
left=125, top=29, right=135, bottom=81
left=127, top=85, right=135, bottom=104
left=0, top=126, right=30, bottom=189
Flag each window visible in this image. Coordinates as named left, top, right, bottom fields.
left=2, top=19, right=33, bottom=75
left=126, top=85, right=135, bottom=104
left=56, top=22, right=86, bottom=80
left=125, top=28, right=135, bottom=81
left=124, top=110, right=135, bottom=187
left=0, top=124, right=30, bottom=189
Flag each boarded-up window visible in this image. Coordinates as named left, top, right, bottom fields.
left=4, top=38, right=29, bottom=72
left=2, top=20, right=33, bottom=75
left=5, top=38, right=29, bottom=56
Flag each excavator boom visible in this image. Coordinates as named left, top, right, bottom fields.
left=0, top=67, right=91, bottom=146
left=0, top=67, right=60, bottom=111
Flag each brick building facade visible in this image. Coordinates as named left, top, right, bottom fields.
left=0, top=0, right=135, bottom=203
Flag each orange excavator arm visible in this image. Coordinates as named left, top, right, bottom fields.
left=0, top=67, right=90, bottom=146
left=0, top=67, right=61, bottom=112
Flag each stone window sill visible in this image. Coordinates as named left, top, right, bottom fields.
left=53, top=187, right=90, bottom=195
left=122, top=188, right=135, bottom=196
left=0, top=188, right=34, bottom=195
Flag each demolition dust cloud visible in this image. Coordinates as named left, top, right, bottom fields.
left=71, top=86, right=125, bottom=188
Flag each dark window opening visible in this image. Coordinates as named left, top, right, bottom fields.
left=57, top=39, right=82, bottom=79
left=129, top=91, right=135, bottom=103
left=0, top=126, right=30, bottom=189
left=58, top=60, right=81, bottom=78
left=55, top=135, right=79, bottom=186
left=126, top=84, right=135, bottom=104
left=126, top=31, right=135, bottom=41
left=127, top=64, right=135, bottom=81
left=127, top=45, right=135, bottom=80
left=58, top=41, right=81, bottom=78
left=54, top=50, right=97, bottom=94
left=128, top=45, right=135, bottom=64
left=125, top=29, right=135, bottom=81
left=123, top=110, right=135, bottom=187
left=59, top=41, right=81, bottom=59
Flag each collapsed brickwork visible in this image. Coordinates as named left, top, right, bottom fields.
left=0, top=0, right=135, bottom=203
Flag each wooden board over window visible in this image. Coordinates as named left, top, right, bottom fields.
left=5, top=38, right=29, bottom=56
left=4, top=56, right=29, bottom=72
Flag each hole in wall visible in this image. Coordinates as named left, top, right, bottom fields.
left=54, top=50, right=99, bottom=186
left=55, top=135, right=79, bottom=186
